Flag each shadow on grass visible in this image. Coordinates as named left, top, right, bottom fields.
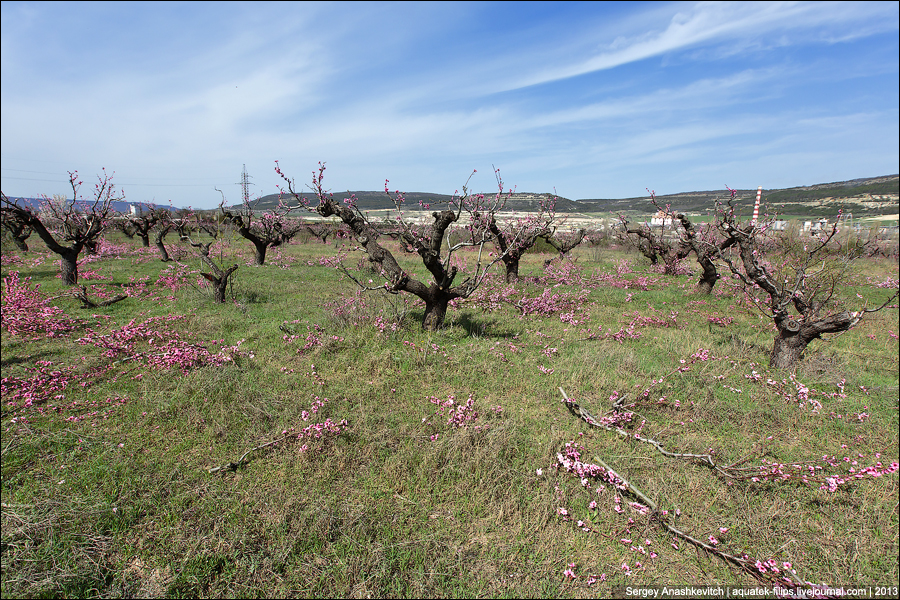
left=449, top=311, right=518, bottom=339
left=5, top=268, right=60, bottom=280
left=710, top=328, right=770, bottom=359
left=0, top=349, right=57, bottom=368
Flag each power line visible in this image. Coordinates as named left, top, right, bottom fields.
left=1, top=168, right=64, bottom=176
left=1, top=176, right=69, bottom=183
left=1, top=176, right=214, bottom=187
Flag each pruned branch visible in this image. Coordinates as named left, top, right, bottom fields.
left=581, top=454, right=808, bottom=589
left=72, top=286, right=128, bottom=309
left=207, top=436, right=286, bottom=474
left=559, top=387, right=756, bottom=479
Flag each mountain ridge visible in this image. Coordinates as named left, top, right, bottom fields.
left=5, top=175, right=896, bottom=218
left=243, top=174, right=897, bottom=217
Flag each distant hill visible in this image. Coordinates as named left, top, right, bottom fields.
left=2, top=197, right=175, bottom=215
left=239, top=175, right=898, bottom=218
left=575, top=175, right=899, bottom=217
left=7, top=175, right=896, bottom=219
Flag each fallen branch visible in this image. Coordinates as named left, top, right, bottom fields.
left=73, top=286, right=127, bottom=309
left=207, top=436, right=286, bottom=474
left=558, top=386, right=898, bottom=491
left=207, top=411, right=350, bottom=474
left=559, top=387, right=758, bottom=479
left=600, top=455, right=808, bottom=589
left=557, top=447, right=815, bottom=592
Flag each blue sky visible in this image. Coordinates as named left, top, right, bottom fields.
left=2, top=1, right=898, bottom=209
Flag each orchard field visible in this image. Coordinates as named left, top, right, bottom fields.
left=1, top=220, right=898, bottom=597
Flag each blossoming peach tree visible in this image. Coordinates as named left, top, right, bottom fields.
left=1, top=170, right=121, bottom=285
left=303, top=221, right=348, bottom=246
left=218, top=189, right=304, bottom=266
left=540, top=227, right=587, bottom=265
left=179, top=211, right=238, bottom=303
left=275, top=162, right=528, bottom=330
left=479, top=194, right=570, bottom=283
left=0, top=207, right=33, bottom=252
left=117, top=204, right=167, bottom=248
left=715, top=201, right=899, bottom=369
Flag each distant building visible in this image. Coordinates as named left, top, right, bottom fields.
left=803, top=219, right=830, bottom=233
left=650, top=210, right=674, bottom=228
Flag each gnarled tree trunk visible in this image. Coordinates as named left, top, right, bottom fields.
left=770, top=316, right=805, bottom=369
left=155, top=226, right=172, bottom=262
left=12, top=235, right=29, bottom=252
left=2, top=217, right=32, bottom=252
left=422, top=291, right=451, bottom=331
left=770, top=311, right=861, bottom=369
left=695, top=255, right=719, bottom=294
left=503, top=259, right=520, bottom=283
left=251, top=239, right=268, bottom=266
left=59, top=249, right=80, bottom=286
left=201, top=267, right=238, bottom=303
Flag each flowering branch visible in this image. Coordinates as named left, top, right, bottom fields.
left=557, top=445, right=816, bottom=590
left=208, top=397, right=348, bottom=473
left=559, top=387, right=754, bottom=479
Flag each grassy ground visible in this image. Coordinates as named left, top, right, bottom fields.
left=1, top=232, right=898, bottom=598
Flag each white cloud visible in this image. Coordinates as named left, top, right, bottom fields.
left=501, top=1, right=899, bottom=91
left=1, top=2, right=897, bottom=205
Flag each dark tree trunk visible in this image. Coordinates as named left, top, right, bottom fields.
left=137, top=234, right=150, bottom=247
left=59, top=250, right=80, bottom=285
left=155, top=239, right=171, bottom=262
left=214, top=279, right=228, bottom=303
left=155, top=225, right=172, bottom=262
left=13, top=236, right=29, bottom=252
left=222, top=211, right=276, bottom=265
left=503, top=258, right=520, bottom=283
left=695, top=278, right=715, bottom=295
left=201, top=267, right=238, bottom=303
left=662, top=254, right=679, bottom=275
left=695, top=255, right=718, bottom=294
left=638, top=239, right=658, bottom=264
left=770, top=320, right=807, bottom=370
left=769, top=312, right=861, bottom=369
left=252, top=240, right=268, bottom=266
left=422, top=292, right=451, bottom=331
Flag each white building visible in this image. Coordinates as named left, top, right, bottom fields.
left=650, top=210, right=675, bottom=228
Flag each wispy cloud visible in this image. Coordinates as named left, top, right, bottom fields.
left=502, top=1, right=899, bottom=91
left=1, top=1, right=896, bottom=206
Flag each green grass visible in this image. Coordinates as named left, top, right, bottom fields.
left=1, top=234, right=898, bottom=598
